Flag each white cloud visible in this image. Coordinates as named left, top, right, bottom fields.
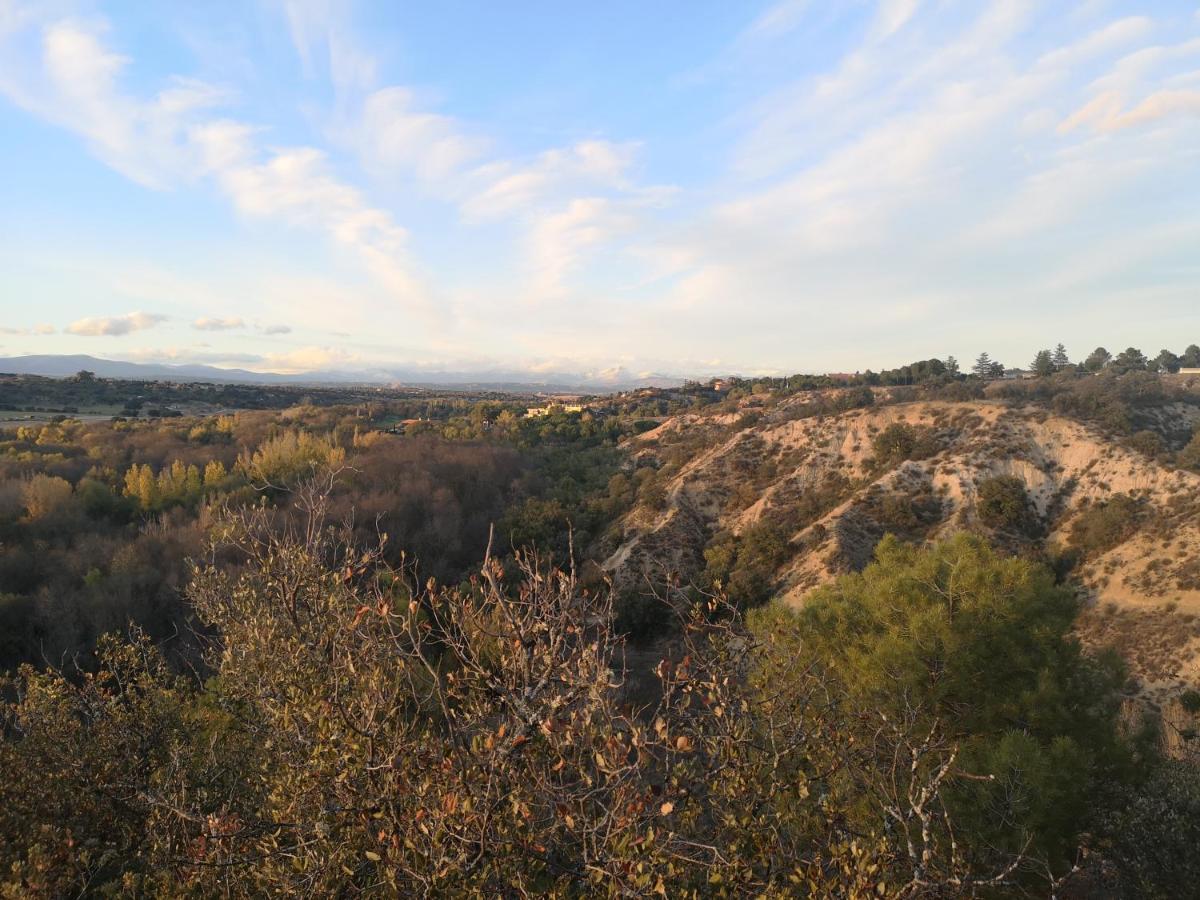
left=354, top=86, right=488, bottom=181
left=278, top=0, right=376, bottom=92
left=65, top=311, right=166, bottom=336
left=525, top=198, right=630, bottom=300
left=189, top=124, right=427, bottom=309
left=193, top=316, right=245, bottom=331
left=1035, top=17, right=1153, bottom=71
left=1060, top=87, right=1200, bottom=132
left=262, top=345, right=360, bottom=373
left=741, top=0, right=811, bottom=43
left=868, top=0, right=921, bottom=43
left=460, top=140, right=640, bottom=222
left=0, top=15, right=428, bottom=312
left=258, top=323, right=292, bottom=335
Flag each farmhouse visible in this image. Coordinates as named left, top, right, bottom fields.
left=525, top=404, right=584, bottom=418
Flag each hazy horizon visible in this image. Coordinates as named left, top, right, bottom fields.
left=2, top=1, right=1198, bottom=377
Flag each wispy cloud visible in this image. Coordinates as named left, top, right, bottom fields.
left=193, top=316, right=245, bottom=331
left=0, top=11, right=429, bottom=314
left=2, top=0, right=1198, bottom=375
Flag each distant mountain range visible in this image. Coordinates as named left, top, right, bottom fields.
left=0, top=355, right=684, bottom=392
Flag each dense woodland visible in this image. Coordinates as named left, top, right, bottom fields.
left=2, top=357, right=1200, bottom=896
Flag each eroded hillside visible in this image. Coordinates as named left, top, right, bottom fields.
left=602, top=388, right=1200, bottom=698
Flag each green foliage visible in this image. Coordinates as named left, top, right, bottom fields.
left=1126, top=429, right=1163, bottom=457
left=779, top=534, right=1127, bottom=864
left=1179, top=427, right=1200, bottom=471
left=7, top=513, right=1096, bottom=896
left=1084, top=346, right=1112, bottom=372
left=976, top=474, right=1039, bottom=534
left=702, top=518, right=790, bottom=608
left=1068, top=493, right=1145, bottom=558
left=1112, top=346, right=1149, bottom=373
left=0, top=634, right=254, bottom=897
left=1091, top=759, right=1200, bottom=899
left=870, top=422, right=938, bottom=467
left=1031, top=349, right=1055, bottom=377
left=240, top=430, right=346, bottom=488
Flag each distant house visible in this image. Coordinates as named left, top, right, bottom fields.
left=1179, top=368, right=1200, bottom=376
left=524, top=404, right=584, bottom=418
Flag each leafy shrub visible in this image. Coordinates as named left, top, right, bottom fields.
left=976, top=475, right=1039, bottom=535
left=1091, top=759, right=1200, bottom=899
left=1179, top=428, right=1200, bottom=471
left=702, top=518, right=790, bottom=608
left=1068, top=494, right=1145, bottom=558
left=784, top=533, right=1128, bottom=865
left=21, top=474, right=73, bottom=520
left=870, top=423, right=939, bottom=467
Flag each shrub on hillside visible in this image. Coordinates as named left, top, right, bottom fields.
left=1179, top=428, right=1200, bottom=471
left=3, top=505, right=1098, bottom=896
left=1068, top=494, right=1145, bottom=558
left=777, top=533, right=1129, bottom=866
left=976, top=475, right=1040, bottom=535
left=870, top=422, right=939, bottom=467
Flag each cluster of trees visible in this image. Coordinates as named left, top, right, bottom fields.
left=2, top=504, right=1195, bottom=896
left=0, top=397, right=642, bottom=671
left=705, top=340, right=1199, bottom=397
left=1023, top=344, right=1200, bottom=377
left=122, top=459, right=231, bottom=511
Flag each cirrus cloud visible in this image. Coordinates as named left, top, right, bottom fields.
left=193, top=316, right=245, bottom=331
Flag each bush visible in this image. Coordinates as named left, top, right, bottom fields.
left=783, top=533, right=1128, bottom=865
left=1068, top=494, right=1145, bottom=558
left=21, top=473, right=73, bottom=520
left=1091, top=759, right=1200, bottom=899
left=2, top=509, right=1070, bottom=896
left=976, top=475, right=1039, bottom=534
left=1179, top=428, right=1200, bottom=470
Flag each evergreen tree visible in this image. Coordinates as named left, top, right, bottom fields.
left=972, top=352, right=993, bottom=378
left=1153, top=349, right=1180, bottom=374
left=1113, top=347, right=1148, bottom=373
left=1084, top=347, right=1112, bottom=372
left=944, top=355, right=960, bottom=376
left=1181, top=344, right=1200, bottom=368
left=1052, top=343, right=1070, bottom=369
left=1031, top=349, right=1055, bottom=377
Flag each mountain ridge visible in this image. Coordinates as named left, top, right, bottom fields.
left=0, top=354, right=684, bottom=392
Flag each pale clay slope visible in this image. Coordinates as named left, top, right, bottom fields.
left=606, top=399, right=1200, bottom=691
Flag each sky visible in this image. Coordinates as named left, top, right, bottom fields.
left=1, top=0, right=1198, bottom=380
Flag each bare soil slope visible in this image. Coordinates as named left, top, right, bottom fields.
left=602, top=394, right=1200, bottom=697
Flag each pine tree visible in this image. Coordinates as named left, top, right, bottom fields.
left=1084, top=347, right=1111, bottom=372
left=1052, top=344, right=1069, bottom=369
left=972, top=352, right=993, bottom=378
left=945, top=356, right=960, bottom=376
left=1031, top=350, right=1055, bottom=377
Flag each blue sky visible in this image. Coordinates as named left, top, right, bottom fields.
left=1, top=0, right=1198, bottom=380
